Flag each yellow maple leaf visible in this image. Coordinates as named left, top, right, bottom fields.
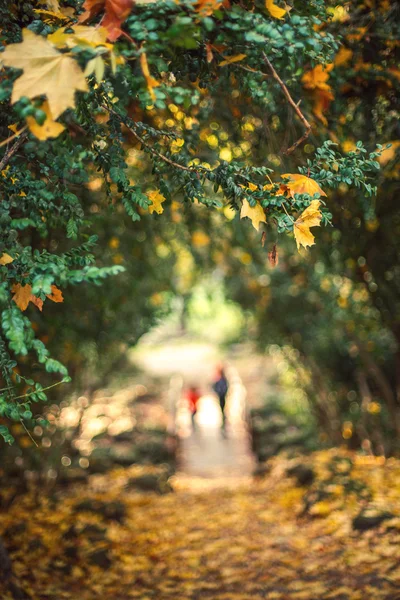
left=282, top=174, right=327, bottom=199
left=84, top=55, right=106, bottom=83
left=140, top=52, right=159, bottom=103
left=147, top=190, right=166, bottom=214
left=48, top=25, right=110, bottom=49
left=240, top=199, right=267, bottom=231
left=26, top=101, right=65, bottom=141
left=219, top=54, right=247, bottom=67
left=0, top=253, right=13, bottom=265
left=2, top=29, right=88, bottom=120
left=265, top=0, right=286, bottom=19
left=293, top=200, right=322, bottom=250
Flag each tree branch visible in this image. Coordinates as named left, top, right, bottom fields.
left=0, top=132, right=28, bottom=171
left=104, top=105, right=196, bottom=173
left=262, top=53, right=311, bottom=155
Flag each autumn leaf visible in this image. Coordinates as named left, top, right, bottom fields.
left=293, top=200, right=322, bottom=250
left=265, top=0, right=286, bottom=19
left=26, top=101, right=65, bottom=141
left=49, top=25, right=110, bottom=49
left=79, top=0, right=133, bottom=42
left=195, top=0, right=223, bottom=18
left=0, top=253, right=13, bottom=265
left=84, top=55, right=106, bottom=83
left=1, top=29, right=88, bottom=120
left=302, top=64, right=334, bottom=92
left=12, top=284, right=43, bottom=312
left=240, top=199, right=267, bottom=231
left=219, top=54, right=247, bottom=67
left=282, top=174, right=327, bottom=199
left=47, top=285, right=64, bottom=303
left=140, top=53, right=159, bottom=103
left=268, top=243, right=279, bottom=267
left=147, top=190, right=166, bottom=215
left=334, top=47, right=353, bottom=67
left=12, top=283, right=64, bottom=311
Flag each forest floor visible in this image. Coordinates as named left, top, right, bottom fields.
left=1, top=341, right=400, bottom=600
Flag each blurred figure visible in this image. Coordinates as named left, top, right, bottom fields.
left=212, top=366, right=229, bottom=429
left=186, top=386, right=201, bottom=430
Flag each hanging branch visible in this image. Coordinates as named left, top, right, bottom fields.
left=262, top=53, right=311, bottom=155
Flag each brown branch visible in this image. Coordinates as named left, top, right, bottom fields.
left=0, top=132, right=28, bottom=171
left=103, top=104, right=252, bottom=186
left=104, top=105, right=196, bottom=173
left=262, top=53, right=311, bottom=155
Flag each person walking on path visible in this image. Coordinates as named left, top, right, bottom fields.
left=186, top=386, right=201, bottom=430
left=212, top=366, right=229, bottom=429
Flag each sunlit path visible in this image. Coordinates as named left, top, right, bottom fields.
left=176, top=367, right=254, bottom=481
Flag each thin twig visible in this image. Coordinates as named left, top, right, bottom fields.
left=20, top=419, right=39, bottom=448
left=262, top=53, right=311, bottom=155
left=104, top=105, right=195, bottom=173
left=0, top=131, right=28, bottom=171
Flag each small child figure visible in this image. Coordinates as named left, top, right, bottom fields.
left=186, top=386, right=201, bottom=430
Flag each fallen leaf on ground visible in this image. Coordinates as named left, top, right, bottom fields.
left=293, top=200, right=322, bottom=250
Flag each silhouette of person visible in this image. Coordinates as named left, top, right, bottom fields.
left=212, top=366, right=229, bottom=429
left=186, top=386, right=201, bottom=430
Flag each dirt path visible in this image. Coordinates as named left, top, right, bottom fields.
left=2, top=342, right=399, bottom=600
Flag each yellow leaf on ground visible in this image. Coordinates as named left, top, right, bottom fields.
left=240, top=199, right=267, bottom=231
left=2, top=29, right=88, bottom=120
left=47, top=285, right=64, bottom=303
left=140, top=52, right=159, bottom=102
left=282, top=174, right=327, bottom=198
left=0, top=253, right=13, bottom=265
left=219, top=54, right=247, bottom=67
left=266, top=0, right=286, bottom=19
left=26, top=101, right=65, bottom=141
left=293, top=200, right=322, bottom=250
left=11, top=284, right=43, bottom=312
left=147, top=190, right=166, bottom=215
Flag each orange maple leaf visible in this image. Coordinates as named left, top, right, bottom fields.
left=12, top=283, right=64, bottom=311
left=47, top=285, right=64, bottom=303
left=12, top=284, right=43, bottom=312
left=79, top=0, right=133, bottom=41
